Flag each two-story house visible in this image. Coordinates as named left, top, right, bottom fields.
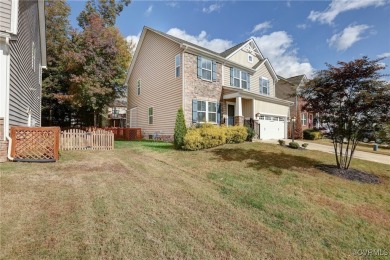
left=0, top=0, right=46, bottom=161
left=125, top=26, right=293, bottom=140
left=107, top=98, right=127, bottom=127
left=276, top=75, right=317, bottom=137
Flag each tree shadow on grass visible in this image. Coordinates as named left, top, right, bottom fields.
left=210, top=147, right=321, bottom=171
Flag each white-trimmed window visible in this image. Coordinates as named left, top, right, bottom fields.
left=208, top=102, right=217, bottom=123
left=31, top=42, right=36, bottom=71
left=248, top=54, right=253, bottom=63
left=231, top=68, right=249, bottom=90
left=137, top=79, right=141, bottom=95
left=175, top=54, right=180, bottom=77
left=201, top=57, right=212, bottom=80
left=197, top=100, right=217, bottom=123
left=301, top=112, right=307, bottom=126
left=148, top=107, right=153, bottom=124
left=260, top=77, right=270, bottom=95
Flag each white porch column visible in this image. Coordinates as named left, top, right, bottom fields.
left=252, top=99, right=256, bottom=119
left=235, top=96, right=242, bottom=116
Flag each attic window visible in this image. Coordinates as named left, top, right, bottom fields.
left=248, top=54, right=253, bottom=63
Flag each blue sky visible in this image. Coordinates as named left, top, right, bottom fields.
left=68, top=0, right=390, bottom=78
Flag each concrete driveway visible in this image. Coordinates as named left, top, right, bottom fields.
left=259, top=139, right=390, bottom=165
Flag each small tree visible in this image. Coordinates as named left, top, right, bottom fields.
left=300, top=57, right=390, bottom=169
left=174, top=107, right=187, bottom=149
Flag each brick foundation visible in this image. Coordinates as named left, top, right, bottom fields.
left=0, top=140, right=8, bottom=162
left=234, top=116, right=244, bottom=126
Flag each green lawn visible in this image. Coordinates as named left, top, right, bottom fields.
left=1, top=141, right=389, bottom=259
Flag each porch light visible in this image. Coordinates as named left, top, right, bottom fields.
left=255, top=112, right=261, bottom=119
left=291, top=116, right=296, bottom=142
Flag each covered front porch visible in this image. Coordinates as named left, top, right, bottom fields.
left=222, top=87, right=293, bottom=140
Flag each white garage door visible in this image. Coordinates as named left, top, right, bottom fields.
left=259, top=115, right=285, bottom=140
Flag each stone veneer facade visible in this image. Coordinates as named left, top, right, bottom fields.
left=183, top=52, right=224, bottom=127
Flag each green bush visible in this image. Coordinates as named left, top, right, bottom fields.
left=302, top=143, right=309, bottom=148
left=183, top=124, right=247, bottom=150
left=278, top=139, right=285, bottom=146
left=303, top=129, right=322, bottom=140
left=225, top=126, right=248, bottom=144
left=173, top=107, right=187, bottom=149
left=289, top=142, right=300, bottom=149
left=245, top=125, right=255, bottom=141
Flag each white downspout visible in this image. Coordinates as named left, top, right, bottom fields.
left=6, top=136, right=14, bottom=161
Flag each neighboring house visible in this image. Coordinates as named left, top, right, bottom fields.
left=276, top=75, right=317, bottom=137
left=107, top=98, right=127, bottom=127
left=0, top=0, right=46, bottom=161
left=125, top=26, right=293, bottom=140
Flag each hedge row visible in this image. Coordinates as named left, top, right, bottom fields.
left=303, top=129, right=322, bottom=140
left=183, top=124, right=248, bottom=151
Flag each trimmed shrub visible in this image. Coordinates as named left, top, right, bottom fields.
left=289, top=142, right=300, bottom=149
left=183, top=124, right=225, bottom=150
left=303, top=129, right=322, bottom=140
left=183, top=130, right=204, bottom=151
left=278, top=139, right=285, bottom=146
left=183, top=124, right=247, bottom=150
left=302, top=143, right=309, bottom=148
left=173, top=107, right=187, bottom=149
left=225, top=126, right=248, bottom=144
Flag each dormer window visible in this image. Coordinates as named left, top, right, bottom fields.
left=248, top=54, right=253, bottom=63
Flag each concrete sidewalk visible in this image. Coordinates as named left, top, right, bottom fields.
left=259, top=139, right=390, bottom=165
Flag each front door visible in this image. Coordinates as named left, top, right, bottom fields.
left=227, top=104, right=235, bottom=126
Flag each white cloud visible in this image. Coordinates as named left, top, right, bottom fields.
left=378, top=52, right=390, bottom=58
left=145, top=5, right=153, bottom=16
left=296, top=24, right=308, bottom=30
left=202, top=3, right=222, bottom=14
left=308, top=0, right=387, bottom=24
left=251, top=21, right=272, bottom=34
left=166, top=2, right=178, bottom=8
left=126, top=32, right=141, bottom=52
left=328, top=24, right=370, bottom=51
left=166, top=28, right=233, bottom=53
left=252, top=31, right=314, bottom=78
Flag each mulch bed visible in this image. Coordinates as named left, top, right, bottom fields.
left=315, top=164, right=381, bottom=184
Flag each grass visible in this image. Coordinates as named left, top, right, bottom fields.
left=304, top=138, right=390, bottom=156
left=1, top=141, right=389, bottom=259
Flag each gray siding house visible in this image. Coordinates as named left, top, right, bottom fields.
left=125, top=27, right=293, bottom=140
left=0, top=0, right=46, bottom=161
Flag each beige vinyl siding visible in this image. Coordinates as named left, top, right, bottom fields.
left=127, top=30, right=182, bottom=136
left=223, top=63, right=275, bottom=97
left=228, top=49, right=260, bottom=68
left=255, top=100, right=289, bottom=116
left=8, top=0, right=41, bottom=127
left=251, top=63, right=275, bottom=97
left=0, top=0, right=12, bottom=32
left=242, top=99, right=252, bottom=118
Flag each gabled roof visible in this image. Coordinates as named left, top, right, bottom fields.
left=219, top=40, right=250, bottom=58
left=125, top=26, right=279, bottom=84
left=287, top=75, right=306, bottom=85
left=145, top=26, right=221, bottom=56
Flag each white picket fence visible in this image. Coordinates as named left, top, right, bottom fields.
left=60, top=129, right=114, bottom=151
